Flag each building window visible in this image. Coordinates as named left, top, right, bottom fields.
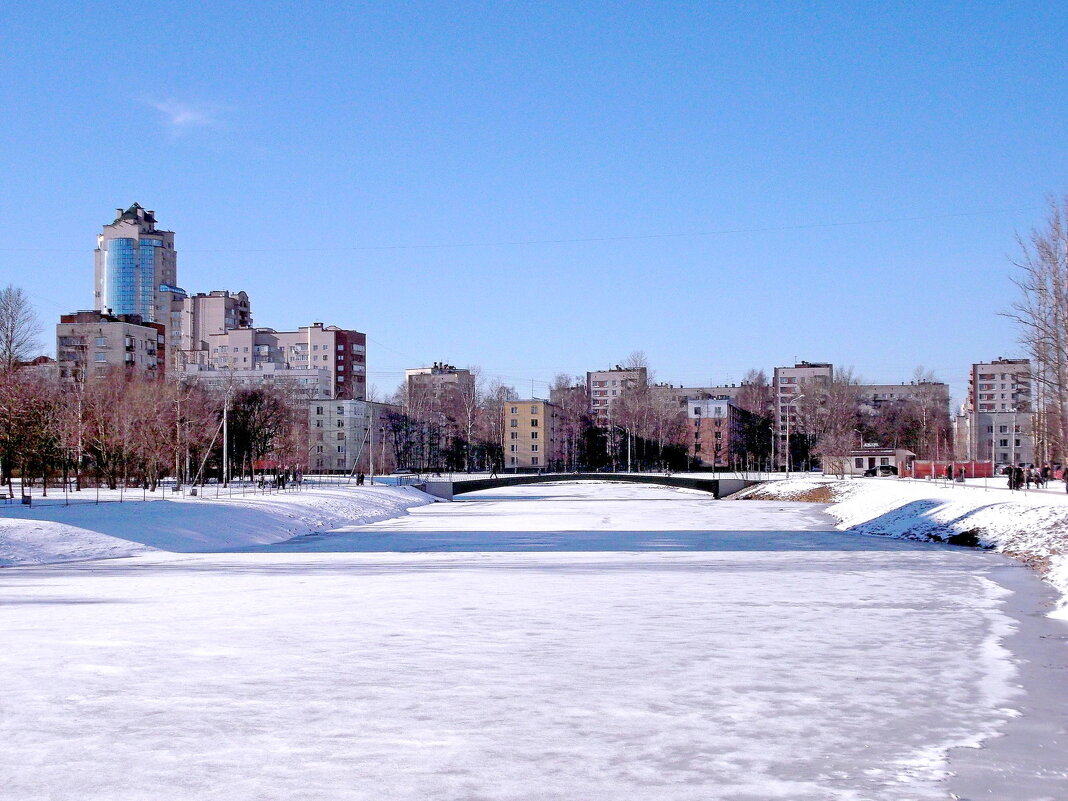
left=854, top=458, right=863, bottom=468
left=530, top=419, right=538, bottom=427
left=531, top=457, right=539, bottom=465
left=531, top=444, right=539, bottom=452
left=510, top=432, right=518, bottom=440
left=530, top=406, right=537, bottom=414
left=510, top=419, right=518, bottom=428
left=316, top=445, right=324, bottom=454
left=510, top=444, right=517, bottom=453
left=94, top=353, right=106, bottom=362
left=510, top=406, right=517, bottom=414
left=337, top=445, right=344, bottom=453
left=880, top=458, right=889, bottom=466
left=94, top=337, right=106, bottom=346
left=337, top=420, right=344, bottom=428
left=531, top=431, right=538, bottom=439
left=315, top=407, right=323, bottom=415
left=337, top=406, right=344, bottom=415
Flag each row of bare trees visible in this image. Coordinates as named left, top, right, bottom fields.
left=385, top=368, right=518, bottom=472
left=0, top=365, right=307, bottom=493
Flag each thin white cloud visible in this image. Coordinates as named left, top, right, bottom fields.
left=148, top=99, right=217, bottom=130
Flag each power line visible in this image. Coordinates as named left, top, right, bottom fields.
left=0, top=205, right=1040, bottom=254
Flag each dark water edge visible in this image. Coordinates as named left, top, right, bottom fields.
left=948, top=558, right=1068, bottom=800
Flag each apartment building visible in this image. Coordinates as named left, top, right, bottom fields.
left=587, top=365, right=648, bottom=425
left=858, top=381, right=950, bottom=409
left=504, top=399, right=559, bottom=469
left=56, top=311, right=165, bottom=380
left=964, top=358, right=1033, bottom=465
left=181, top=363, right=332, bottom=399
left=309, top=400, right=399, bottom=473
left=93, top=204, right=178, bottom=325
left=178, top=290, right=252, bottom=364
left=773, top=361, right=832, bottom=466
left=686, top=398, right=746, bottom=468
left=205, top=323, right=366, bottom=399
left=405, top=363, right=475, bottom=407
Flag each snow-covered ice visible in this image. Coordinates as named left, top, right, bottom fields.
left=2, top=481, right=1065, bottom=800
left=0, top=485, right=432, bottom=565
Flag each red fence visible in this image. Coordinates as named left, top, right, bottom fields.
left=904, top=460, right=995, bottom=479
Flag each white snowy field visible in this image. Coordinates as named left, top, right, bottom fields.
left=0, top=485, right=432, bottom=566
left=2, top=482, right=1066, bottom=800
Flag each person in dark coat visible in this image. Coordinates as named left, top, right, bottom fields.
left=1014, top=466, right=1024, bottom=491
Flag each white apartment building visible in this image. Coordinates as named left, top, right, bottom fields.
left=206, top=322, right=367, bottom=399
left=181, top=363, right=332, bottom=399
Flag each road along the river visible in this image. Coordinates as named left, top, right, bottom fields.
left=1, top=481, right=1065, bottom=800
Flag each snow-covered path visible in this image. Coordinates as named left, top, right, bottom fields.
left=1, top=482, right=1065, bottom=800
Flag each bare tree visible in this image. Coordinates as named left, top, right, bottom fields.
left=795, top=367, right=862, bottom=473
left=1005, top=197, right=1068, bottom=462
left=0, top=285, right=42, bottom=373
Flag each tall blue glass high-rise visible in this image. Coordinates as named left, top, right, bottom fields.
left=93, top=204, right=178, bottom=324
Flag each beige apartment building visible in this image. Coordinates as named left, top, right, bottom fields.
left=964, top=358, right=1034, bottom=465
left=587, top=365, right=647, bottom=425
left=773, top=361, right=833, bottom=467
left=504, top=399, right=559, bottom=469
left=205, top=323, right=366, bottom=399
left=56, top=311, right=165, bottom=380
left=177, top=290, right=252, bottom=364
left=405, top=363, right=475, bottom=408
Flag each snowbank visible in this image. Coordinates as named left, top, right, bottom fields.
left=740, top=476, right=1068, bottom=619
left=0, top=485, right=433, bottom=567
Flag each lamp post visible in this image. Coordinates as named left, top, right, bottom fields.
left=786, top=394, right=805, bottom=478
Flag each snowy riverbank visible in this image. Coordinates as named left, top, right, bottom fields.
left=0, top=485, right=434, bottom=566
left=738, top=476, right=1068, bottom=619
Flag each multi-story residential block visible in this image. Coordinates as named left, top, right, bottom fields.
left=181, top=363, right=332, bottom=398
left=405, top=363, right=475, bottom=408
left=857, top=381, right=950, bottom=408
left=93, top=204, right=178, bottom=325
left=56, top=311, right=165, bottom=380
left=964, top=358, right=1033, bottom=465
left=177, top=290, right=252, bottom=365
left=205, top=322, right=366, bottom=399
left=587, top=365, right=648, bottom=425
left=685, top=398, right=747, bottom=468
left=503, top=399, right=559, bottom=469
left=309, top=400, right=399, bottom=473
left=773, top=361, right=832, bottom=466
left=650, top=384, right=743, bottom=409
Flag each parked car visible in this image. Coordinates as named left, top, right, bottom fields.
left=863, top=465, right=898, bottom=477
left=392, top=468, right=417, bottom=476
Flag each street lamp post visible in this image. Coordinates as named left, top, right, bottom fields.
left=786, top=394, right=805, bottom=478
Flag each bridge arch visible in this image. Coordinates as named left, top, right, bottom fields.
left=419, top=472, right=758, bottom=500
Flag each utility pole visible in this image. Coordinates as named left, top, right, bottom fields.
left=368, top=400, right=375, bottom=484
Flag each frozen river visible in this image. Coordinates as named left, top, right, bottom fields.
left=1, top=482, right=1066, bottom=800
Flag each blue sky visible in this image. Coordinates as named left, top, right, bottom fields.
left=2, top=2, right=1066, bottom=404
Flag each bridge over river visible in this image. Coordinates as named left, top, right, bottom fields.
left=417, top=471, right=761, bottom=500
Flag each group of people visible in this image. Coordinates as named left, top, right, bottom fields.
left=1005, top=464, right=1052, bottom=491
